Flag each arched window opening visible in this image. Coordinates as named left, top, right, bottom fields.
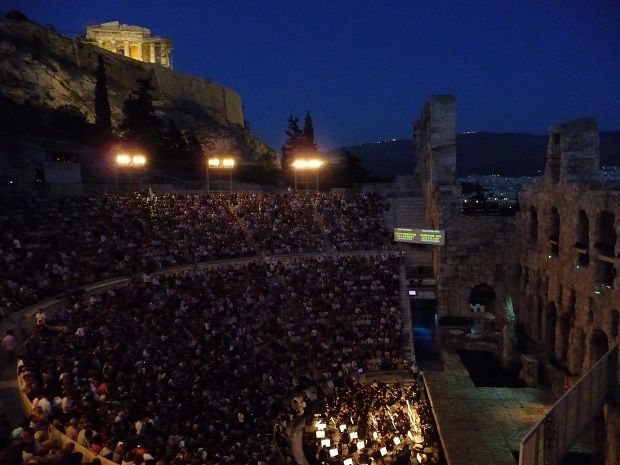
left=469, top=284, right=497, bottom=332
left=594, top=212, right=617, bottom=286
left=595, top=211, right=617, bottom=256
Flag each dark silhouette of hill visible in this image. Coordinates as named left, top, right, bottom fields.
left=329, top=131, right=620, bottom=177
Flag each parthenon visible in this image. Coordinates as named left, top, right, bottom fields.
left=82, top=21, right=172, bottom=68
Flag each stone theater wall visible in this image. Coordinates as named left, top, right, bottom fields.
left=0, top=18, right=244, bottom=129
left=516, top=118, right=620, bottom=464
left=414, top=95, right=519, bottom=326
left=416, top=98, right=620, bottom=464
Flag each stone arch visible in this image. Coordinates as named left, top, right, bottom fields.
left=469, top=283, right=497, bottom=314
left=529, top=206, right=538, bottom=244
left=595, top=211, right=617, bottom=256
left=543, top=302, right=557, bottom=355
left=587, top=329, right=610, bottom=369
left=567, top=327, right=586, bottom=375
left=549, top=207, right=560, bottom=256
left=594, top=211, right=617, bottom=287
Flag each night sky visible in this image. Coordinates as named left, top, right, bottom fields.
left=4, top=0, right=620, bottom=150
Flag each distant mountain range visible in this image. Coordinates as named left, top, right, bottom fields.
left=328, top=131, right=620, bottom=177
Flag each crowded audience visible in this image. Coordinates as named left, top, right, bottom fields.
left=0, top=192, right=393, bottom=321
left=14, top=254, right=402, bottom=465
left=315, top=192, right=392, bottom=251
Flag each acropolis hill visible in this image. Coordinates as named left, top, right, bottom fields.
left=0, top=14, right=273, bottom=159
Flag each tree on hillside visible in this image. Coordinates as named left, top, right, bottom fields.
left=302, top=111, right=316, bottom=151
left=281, top=114, right=303, bottom=169
left=120, top=77, right=166, bottom=166
left=94, top=54, right=112, bottom=131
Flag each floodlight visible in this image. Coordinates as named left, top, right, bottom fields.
left=315, top=421, right=326, bottom=430
left=208, top=158, right=220, bottom=168
left=344, top=459, right=353, bottom=465
left=356, top=441, right=365, bottom=450
left=339, top=424, right=346, bottom=432
left=329, top=448, right=338, bottom=457
left=116, top=154, right=131, bottom=165
left=292, top=159, right=324, bottom=169
left=380, top=447, right=388, bottom=456
left=320, top=439, right=331, bottom=447
left=132, top=155, right=146, bottom=166
left=316, top=430, right=325, bottom=438
left=393, top=436, right=401, bottom=445
left=222, top=158, right=235, bottom=168
left=349, top=431, right=358, bottom=439
left=372, top=432, right=379, bottom=440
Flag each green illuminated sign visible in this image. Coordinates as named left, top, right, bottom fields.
left=393, top=228, right=445, bottom=245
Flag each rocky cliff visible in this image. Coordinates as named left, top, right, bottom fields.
left=0, top=14, right=274, bottom=160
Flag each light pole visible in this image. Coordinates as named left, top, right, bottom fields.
left=291, top=159, right=323, bottom=192
left=206, top=158, right=236, bottom=193
left=115, top=152, right=147, bottom=191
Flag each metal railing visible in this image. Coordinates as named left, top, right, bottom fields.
left=519, top=345, right=618, bottom=465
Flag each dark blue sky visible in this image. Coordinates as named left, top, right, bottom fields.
left=5, top=0, right=620, bottom=149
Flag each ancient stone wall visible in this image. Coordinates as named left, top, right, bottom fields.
left=416, top=95, right=619, bottom=465
left=414, top=95, right=519, bottom=323
left=0, top=18, right=244, bottom=129
left=515, top=118, right=620, bottom=465
left=516, top=118, right=619, bottom=375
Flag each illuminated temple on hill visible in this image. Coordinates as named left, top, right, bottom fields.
left=81, top=21, right=172, bottom=68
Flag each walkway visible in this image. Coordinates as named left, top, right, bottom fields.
left=424, top=349, right=555, bottom=465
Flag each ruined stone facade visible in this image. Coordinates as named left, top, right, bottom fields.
left=415, top=96, right=620, bottom=464
left=414, top=96, right=518, bottom=327
left=517, top=118, right=619, bottom=464
left=82, top=21, right=172, bottom=68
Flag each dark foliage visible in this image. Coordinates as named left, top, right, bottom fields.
left=94, top=55, right=112, bottom=131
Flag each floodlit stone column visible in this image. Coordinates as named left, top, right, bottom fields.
left=123, top=41, right=130, bottom=57
left=149, top=43, right=155, bottom=63
left=135, top=43, right=143, bottom=61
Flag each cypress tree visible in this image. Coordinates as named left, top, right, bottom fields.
left=302, top=111, right=316, bottom=151
left=94, top=54, right=112, bottom=130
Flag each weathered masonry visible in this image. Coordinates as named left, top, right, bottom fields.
left=82, top=21, right=172, bottom=68
left=415, top=95, right=619, bottom=465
